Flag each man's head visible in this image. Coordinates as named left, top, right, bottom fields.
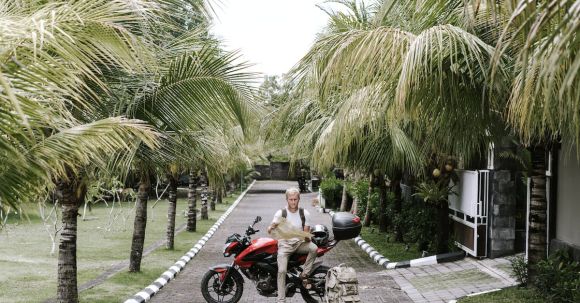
left=285, top=187, right=300, bottom=211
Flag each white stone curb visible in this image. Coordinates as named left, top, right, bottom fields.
left=321, top=208, right=465, bottom=270
left=124, top=180, right=256, bottom=303
left=448, top=288, right=502, bottom=303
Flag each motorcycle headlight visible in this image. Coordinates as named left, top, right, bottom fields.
left=223, top=243, right=231, bottom=257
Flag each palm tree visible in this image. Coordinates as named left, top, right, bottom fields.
left=273, top=1, right=424, bottom=234
left=125, top=47, right=259, bottom=271
left=1, top=2, right=163, bottom=302
left=491, top=0, right=579, bottom=280
left=53, top=122, right=159, bottom=302
left=165, top=171, right=179, bottom=250
left=161, top=125, right=258, bottom=250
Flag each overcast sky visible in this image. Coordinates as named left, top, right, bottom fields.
left=210, top=0, right=332, bottom=78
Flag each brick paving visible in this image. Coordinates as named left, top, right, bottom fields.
left=381, top=256, right=518, bottom=303
left=148, top=181, right=412, bottom=303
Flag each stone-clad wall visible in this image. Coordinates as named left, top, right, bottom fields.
left=270, top=162, right=292, bottom=180
left=254, top=165, right=271, bottom=180
left=253, top=162, right=299, bottom=180
left=488, top=170, right=516, bottom=258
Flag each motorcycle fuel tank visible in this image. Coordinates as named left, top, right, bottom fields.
left=235, top=237, right=278, bottom=268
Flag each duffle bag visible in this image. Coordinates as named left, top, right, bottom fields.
left=325, top=264, right=361, bottom=303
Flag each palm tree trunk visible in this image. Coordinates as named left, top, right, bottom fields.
left=56, top=175, right=85, bottom=303
left=229, top=180, right=236, bottom=194
left=201, top=184, right=209, bottom=220
left=350, top=196, right=358, bottom=215
left=392, top=170, right=404, bottom=242
left=217, top=188, right=223, bottom=204
left=186, top=173, right=197, bottom=232
left=363, top=174, right=374, bottom=227
left=339, top=180, right=349, bottom=212
left=528, top=145, right=548, bottom=281
left=210, top=188, right=216, bottom=211
left=165, top=175, right=177, bottom=250
left=377, top=172, right=388, bottom=233
left=129, top=176, right=150, bottom=272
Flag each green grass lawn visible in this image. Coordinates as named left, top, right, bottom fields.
left=0, top=189, right=243, bottom=303
left=358, top=226, right=422, bottom=261
left=458, top=287, right=544, bottom=303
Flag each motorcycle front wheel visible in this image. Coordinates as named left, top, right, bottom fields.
left=300, top=265, right=330, bottom=303
left=200, top=269, right=244, bottom=303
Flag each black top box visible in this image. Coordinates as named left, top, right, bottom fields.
left=331, top=212, right=362, bottom=241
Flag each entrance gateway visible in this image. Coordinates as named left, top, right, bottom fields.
left=449, top=170, right=490, bottom=257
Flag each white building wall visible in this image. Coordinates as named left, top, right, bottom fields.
left=556, top=142, right=580, bottom=246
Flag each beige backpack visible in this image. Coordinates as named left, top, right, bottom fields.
left=325, top=264, right=361, bottom=303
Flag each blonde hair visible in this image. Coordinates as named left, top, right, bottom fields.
left=285, top=187, right=301, bottom=199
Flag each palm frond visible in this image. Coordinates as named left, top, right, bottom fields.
left=397, top=24, right=509, bottom=160
left=0, top=117, right=159, bottom=207
left=141, top=47, right=259, bottom=134
left=495, top=0, right=579, bottom=148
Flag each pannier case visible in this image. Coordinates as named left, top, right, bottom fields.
left=332, top=212, right=362, bottom=240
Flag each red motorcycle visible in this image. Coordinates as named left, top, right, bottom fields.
left=201, top=216, right=341, bottom=303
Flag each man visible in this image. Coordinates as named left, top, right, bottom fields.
left=267, top=187, right=318, bottom=303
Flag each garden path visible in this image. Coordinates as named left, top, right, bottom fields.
left=144, top=180, right=517, bottom=303
left=147, top=180, right=412, bottom=303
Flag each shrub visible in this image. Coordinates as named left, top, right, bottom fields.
left=533, top=250, right=580, bottom=303
left=319, top=176, right=343, bottom=209
left=400, top=199, right=438, bottom=252
left=349, top=179, right=369, bottom=216
left=349, top=179, right=371, bottom=218
left=369, top=191, right=383, bottom=223
left=509, top=255, right=528, bottom=286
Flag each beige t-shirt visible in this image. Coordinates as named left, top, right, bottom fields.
left=272, top=207, right=311, bottom=229
left=271, top=207, right=312, bottom=242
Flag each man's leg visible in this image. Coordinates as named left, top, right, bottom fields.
left=296, top=241, right=318, bottom=276
left=277, top=240, right=294, bottom=303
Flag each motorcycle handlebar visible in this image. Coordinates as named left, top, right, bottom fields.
left=244, top=216, right=262, bottom=236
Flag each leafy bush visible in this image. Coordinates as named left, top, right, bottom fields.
left=358, top=193, right=381, bottom=223
left=352, top=179, right=438, bottom=250
left=369, top=191, right=384, bottom=223
left=349, top=179, right=369, bottom=217
left=319, top=176, right=343, bottom=209
left=509, top=255, right=528, bottom=286
left=413, top=180, right=454, bottom=207
left=533, top=250, right=580, bottom=303
left=400, top=198, right=438, bottom=252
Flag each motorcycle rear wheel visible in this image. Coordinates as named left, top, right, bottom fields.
left=201, top=269, right=244, bottom=303
left=300, top=265, right=330, bottom=303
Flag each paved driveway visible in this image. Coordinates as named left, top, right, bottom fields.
left=148, top=181, right=411, bottom=303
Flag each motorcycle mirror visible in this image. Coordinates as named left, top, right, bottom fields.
left=256, top=216, right=262, bottom=223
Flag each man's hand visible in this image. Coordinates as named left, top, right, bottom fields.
left=267, top=223, right=278, bottom=234
left=303, top=226, right=311, bottom=242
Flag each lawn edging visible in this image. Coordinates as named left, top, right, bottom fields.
left=323, top=208, right=465, bottom=269
left=124, top=180, right=256, bottom=303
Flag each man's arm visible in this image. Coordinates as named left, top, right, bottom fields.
left=267, top=222, right=279, bottom=234
left=268, top=210, right=282, bottom=234
left=303, top=209, right=312, bottom=241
